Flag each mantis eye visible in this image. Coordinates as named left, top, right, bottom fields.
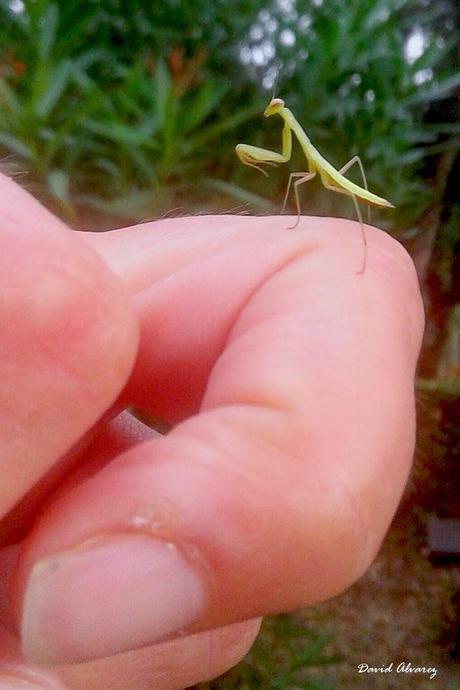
left=270, top=98, right=285, bottom=107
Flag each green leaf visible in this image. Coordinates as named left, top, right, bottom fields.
left=153, top=59, right=173, bottom=129
left=179, top=81, right=228, bottom=133
left=36, top=3, right=59, bottom=61
left=203, top=177, right=274, bottom=210
left=93, top=156, right=123, bottom=182
left=35, top=59, right=73, bottom=118
left=0, top=77, right=20, bottom=114
left=424, top=122, right=460, bottom=136
left=0, top=132, right=35, bottom=162
left=47, top=168, right=70, bottom=203
left=183, top=104, right=260, bottom=153
left=74, top=49, right=115, bottom=72
left=80, top=118, right=152, bottom=148
left=408, top=72, right=460, bottom=105
left=76, top=189, right=156, bottom=218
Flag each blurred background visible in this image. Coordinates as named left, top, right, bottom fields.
left=0, top=0, right=459, bottom=687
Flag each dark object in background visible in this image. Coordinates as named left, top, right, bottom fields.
left=428, top=517, right=460, bottom=563
left=427, top=518, right=460, bottom=662
left=450, top=591, right=460, bottom=661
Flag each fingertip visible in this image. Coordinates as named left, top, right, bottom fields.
left=0, top=176, right=139, bottom=516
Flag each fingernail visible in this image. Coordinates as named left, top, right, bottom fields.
left=21, top=535, right=206, bottom=665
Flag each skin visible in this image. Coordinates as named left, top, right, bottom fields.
left=0, top=172, right=423, bottom=689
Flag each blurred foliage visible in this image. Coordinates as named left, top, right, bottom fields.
left=238, top=0, right=460, bottom=230
left=0, top=0, right=268, bottom=68
left=0, top=0, right=459, bottom=227
left=437, top=201, right=460, bottom=292
left=199, top=615, right=341, bottom=690
left=0, top=0, right=266, bottom=217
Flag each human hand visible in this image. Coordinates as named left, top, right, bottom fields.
left=0, top=172, right=423, bottom=689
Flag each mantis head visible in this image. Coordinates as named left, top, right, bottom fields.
left=264, top=98, right=285, bottom=117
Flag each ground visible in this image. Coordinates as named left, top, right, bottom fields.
left=301, top=392, right=460, bottom=689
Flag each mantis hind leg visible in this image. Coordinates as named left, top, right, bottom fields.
left=322, top=180, right=367, bottom=274
left=281, top=171, right=316, bottom=229
left=339, top=155, right=371, bottom=224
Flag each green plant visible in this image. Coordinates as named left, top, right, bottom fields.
left=0, top=0, right=459, bottom=228
left=235, top=0, right=460, bottom=230
left=199, top=615, right=342, bottom=690
left=71, top=59, right=259, bottom=218
left=0, top=0, right=265, bottom=218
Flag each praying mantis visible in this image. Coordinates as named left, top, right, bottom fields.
left=236, top=97, right=394, bottom=273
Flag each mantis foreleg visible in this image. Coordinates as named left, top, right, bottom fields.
left=235, top=123, right=293, bottom=173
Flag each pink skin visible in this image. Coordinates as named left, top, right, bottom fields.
left=0, top=172, right=423, bottom=688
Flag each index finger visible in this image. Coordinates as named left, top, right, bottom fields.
left=0, top=174, right=138, bottom=521
left=16, top=216, right=424, bottom=664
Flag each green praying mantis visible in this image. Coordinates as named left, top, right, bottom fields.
left=236, top=97, right=394, bottom=273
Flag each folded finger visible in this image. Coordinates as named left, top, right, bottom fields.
left=0, top=174, right=138, bottom=519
